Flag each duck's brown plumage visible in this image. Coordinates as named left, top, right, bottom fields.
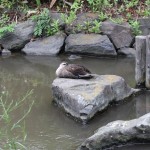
left=56, top=62, right=93, bottom=79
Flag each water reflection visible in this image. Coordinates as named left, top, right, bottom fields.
left=0, top=55, right=150, bottom=150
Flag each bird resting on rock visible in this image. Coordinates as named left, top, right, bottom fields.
left=56, top=62, right=93, bottom=79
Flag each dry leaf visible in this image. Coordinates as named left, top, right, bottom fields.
left=50, top=0, right=57, bottom=8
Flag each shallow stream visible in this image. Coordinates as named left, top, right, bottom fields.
left=0, top=55, right=150, bottom=150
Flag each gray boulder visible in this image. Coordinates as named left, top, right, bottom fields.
left=138, top=17, right=150, bottom=35
left=117, top=48, right=135, bottom=57
left=0, top=20, right=35, bottom=51
left=52, top=75, right=138, bottom=122
left=1, top=49, right=11, bottom=56
left=109, top=24, right=134, bottom=49
left=101, top=20, right=131, bottom=36
left=22, top=33, right=66, bottom=56
left=78, top=113, right=150, bottom=150
left=75, top=13, right=99, bottom=25
left=100, top=20, right=117, bottom=35
left=65, top=34, right=117, bottom=56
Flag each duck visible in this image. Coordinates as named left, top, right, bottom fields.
left=56, top=62, right=93, bottom=79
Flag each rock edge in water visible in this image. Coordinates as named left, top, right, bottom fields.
left=77, top=112, right=150, bottom=150
left=52, top=74, right=139, bottom=123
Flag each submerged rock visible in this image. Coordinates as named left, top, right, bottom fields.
left=0, top=20, right=35, bottom=51
left=1, top=49, right=11, bottom=56
left=68, top=55, right=82, bottom=60
left=52, top=75, right=138, bottom=122
left=78, top=113, right=150, bottom=150
left=22, top=32, right=66, bottom=56
left=65, top=34, right=117, bottom=57
left=117, top=48, right=135, bottom=57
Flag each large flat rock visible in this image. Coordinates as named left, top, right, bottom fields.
left=78, top=113, right=150, bottom=150
left=65, top=34, right=117, bottom=56
left=52, top=75, right=137, bottom=122
left=22, top=33, right=66, bottom=55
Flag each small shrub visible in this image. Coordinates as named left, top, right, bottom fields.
left=99, top=12, right=108, bottom=21
left=81, top=20, right=101, bottom=33
left=61, top=11, right=77, bottom=25
left=46, top=19, right=59, bottom=36
left=0, top=23, right=15, bottom=38
left=0, top=14, right=15, bottom=38
left=35, top=0, right=41, bottom=7
left=143, top=0, right=150, bottom=17
left=32, top=8, right=60, bottom=37
left=86, top=0, right=111, bottom=12
left=129, top=20, right=142, bottom=35
left=61, top=0, right=82, bottom=25
left=89, top=20, right=101, bottom=33
left=83, top=21, right=91, bottom=33
left=124, top=0, right=139, bottom=9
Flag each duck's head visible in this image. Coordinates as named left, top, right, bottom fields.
left=59, top=61, right=68, bottom=68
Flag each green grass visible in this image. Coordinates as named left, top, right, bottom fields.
left=0, top=90, right=34, bottom=150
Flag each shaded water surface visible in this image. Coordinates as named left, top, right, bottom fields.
left=0, top=55, right=150, bottom=150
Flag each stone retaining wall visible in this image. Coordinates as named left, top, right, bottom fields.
left=0, top=13, right=149, bottom=57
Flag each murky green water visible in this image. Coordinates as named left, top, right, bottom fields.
left=0, top=55, right=150, bottom=150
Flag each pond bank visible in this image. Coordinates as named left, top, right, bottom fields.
left=0, top=13, right=149, bottom=58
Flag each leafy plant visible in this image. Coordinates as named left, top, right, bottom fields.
left=0, top=14, right=15, bottom=38
left=83, top=21, right=91, bottom=33
left=124, top=0, right=139, bottom=9
left=81, top=20, right=101, bottom=33
left=0, top=0, right=28, bottom=11
left=99, top=12, right=108, bottom=21
left=35, top=0, right=41, bottom=7
left=76, top=24, right=83, bottom=32
left=129, top=20, right=142, bottom=35
left=89, top=20, right=101, bottom=33
left=0, top=23, right=15, bottom=38
left=32, top=8, right=60, bottom=37
left=46, top=19, right=59, bottom=36
left=143, top=0, right=150, bottom=17
left=143, top=9, right=150, bottom=17
left=61, top=11, right=77, bottom=25
left=86, top=0, right=111, bottom=12
left=110, top=17, right=124, bottom=24
left=0, top=0, right=14, bottom=9
left=61, top=0, right=82, bottom=25
left=118, top=4, right=125, bottom=13
left=126, top=12, right=132, bottom=20
left=71, top=0, right=83, bottom=12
